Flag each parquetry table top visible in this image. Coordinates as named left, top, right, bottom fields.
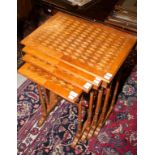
left=21, top=12, right=136, bottom=84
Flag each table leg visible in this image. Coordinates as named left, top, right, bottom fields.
left=46, top=91, right=58, bottom=114
left=37, top=85, right=47, bottom=127
left=37, top=85, right=59, bottom=126
left=71, top=97, right=83, bottom=147
left=81, top=91, right=94, bottom=141
left=94, top=79, right=119, bottom=136
left=42, top=88, right=49, bottom=105
left=87, top=89, right=103, bottom=139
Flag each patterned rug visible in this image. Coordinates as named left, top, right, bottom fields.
left=17, top=66, right=137, bottom=155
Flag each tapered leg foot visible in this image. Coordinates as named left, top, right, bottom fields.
left=87, top=126, right=96, bottom=139
left=71, top=97, right=83, bottom=147
left=71, top=133, right=81, bottom=148
left=38, top=116, right=47, bottom=127
left=81, top=124, right=91, bottom=141
left=94, top=123, right=102, bottom=136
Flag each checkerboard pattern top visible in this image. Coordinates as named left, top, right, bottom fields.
left=21, top=12, right=136, bottom=83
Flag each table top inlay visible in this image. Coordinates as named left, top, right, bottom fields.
left=21, top=12, right=136, bottom=83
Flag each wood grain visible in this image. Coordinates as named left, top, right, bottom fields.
left=23, top=46, right=101, bottom=89
left=21, top=12, right=136, bottom=85
left=23, top=54, right=93, bottom=93
left=18, top=63, right=82, bottom=104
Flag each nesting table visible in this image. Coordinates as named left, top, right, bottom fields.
left=18, top=12, right=136, bottom=147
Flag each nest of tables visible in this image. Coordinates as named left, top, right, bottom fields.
left=18, top=12, right=136, bottom=147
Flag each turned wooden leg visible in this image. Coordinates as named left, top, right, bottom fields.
left=87, top=89, right=103, bottom=139
left=42, top=88, right=49, bottom=106
left=94, top=80, right=119, bottom=136
left=103, top=78, right=120, bottom=127
left=71, top=98, right=83, bottom=147
left=37, top=85, right=47, bottom=127
left=49, top=91, right=58, bottom=105
left=46, top=91, right=58, bottom=114
left=37, top=86, right=59, bottom=127
left=94, top=85, right=111, bottom=136
left=81, top=91, right=94, bottom=141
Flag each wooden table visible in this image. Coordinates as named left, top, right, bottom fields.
left=18, top=12, right=136, bottom=147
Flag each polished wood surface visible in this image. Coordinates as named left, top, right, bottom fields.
left=36, top=0, right=118, bottom=22
left=21, top=12, right=136, bottom=85
left=23, top=54, right=93, bottom=93
left=23, top=46, right=101, bottom=89
left=18, top=63, right=82, bottom=104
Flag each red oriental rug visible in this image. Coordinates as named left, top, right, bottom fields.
left=17, top=66, right=137, bottom=155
